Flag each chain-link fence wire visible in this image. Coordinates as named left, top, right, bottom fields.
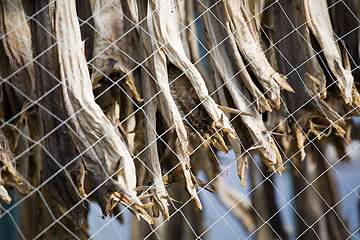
left=0, top=0, right=359, bottom=239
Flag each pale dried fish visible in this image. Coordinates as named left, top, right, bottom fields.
left=125, top=0, right=139, bottom=23
left=222, top=0, right=272, bottom=112
left=0, top=0, right=36, bottom=105
left=202, top=3, right=285, bottom=175
left=0, top=129, right=23, bottom=204
left=90, top=0, right=142, bottom=102
left=0, top=185, right=11, bottom=206
left=0, top=0, right=34, bottom=202
left=274, top=0, right=347, bottom=161
left=139, top=0, right=202, bottom=210
left=55, top=0, right=153, bottom=223
left=304, top=0, right=354, bottom=104
left=223, top=0, right=293, bottom=109
left=149, top=0, right=237, bottom=140
left=168, top=63, right=228, bottom=153
left=141, top=51, right=169, bottom=219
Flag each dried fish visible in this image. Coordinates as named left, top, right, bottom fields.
left=90, top=0, right=142, bottom=102
left=223, top=0, right=293, bottom=109
left=139, top=0, right=202, bottom=210
left=202, top=2, right=285, bottom=176
left=0, top=0, right=357, bottom=237
left=274, top=0, right=347, bottom=161
left=0, top=0, right=34, bottom=205
left=304, top=0, right=354, bottom=104
left=141, top=43, right=169, bottom=218
left=168, top=63, right=228, bottom=153
left=149, top=0, right=237, bottom=141
left=0, top=0, right=36, bottom=106
left=0, top=129, right=23, bottom=205
left=26, top=0, right=154, bottom=228
left=55, top=0, right=153, bottom=224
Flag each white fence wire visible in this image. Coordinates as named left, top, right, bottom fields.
left=0, top=0, right=359, bottom=239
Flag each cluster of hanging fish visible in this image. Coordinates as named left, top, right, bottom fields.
left=0, top=0, right=359, bottom=235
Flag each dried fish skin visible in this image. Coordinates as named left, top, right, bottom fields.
left=273, top=0, right=348, bottom=162
left=304, top=0, right=354, bottom=104
left=141, top=53, right=169, bottom=219
left=149, top=0, right=237, bottom=140
left=124, top=0, right=139, bottom=23
left=28, top=0, right=88, bottom=228
left=282, top=0, right=327, bottom=99
left=0, top=0, right=356, bottom=236
left=201, top=3, right=284, bottom=176
left=0, top=185, right=11, bottom=206
left=223, top=0, right=293, bottom=109
left=168, top=63, right=228, bottom=153
left=90, top=0, right=142, bottom=102
left=214, top=1, right=272, bottom=112
left=273, top=0, right=319, bottom=113
left=53, top=0, right=153, bottom=224
left=0, top=0, right=36, bottom=107
left=138, top=0, right=203, bottom=211
left=0, top=129, right=23, bottom=205
left=0, top=0, right=32, bottom=200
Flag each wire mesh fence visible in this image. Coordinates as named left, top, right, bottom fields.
left=0, top=0, right=359, bottom=239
